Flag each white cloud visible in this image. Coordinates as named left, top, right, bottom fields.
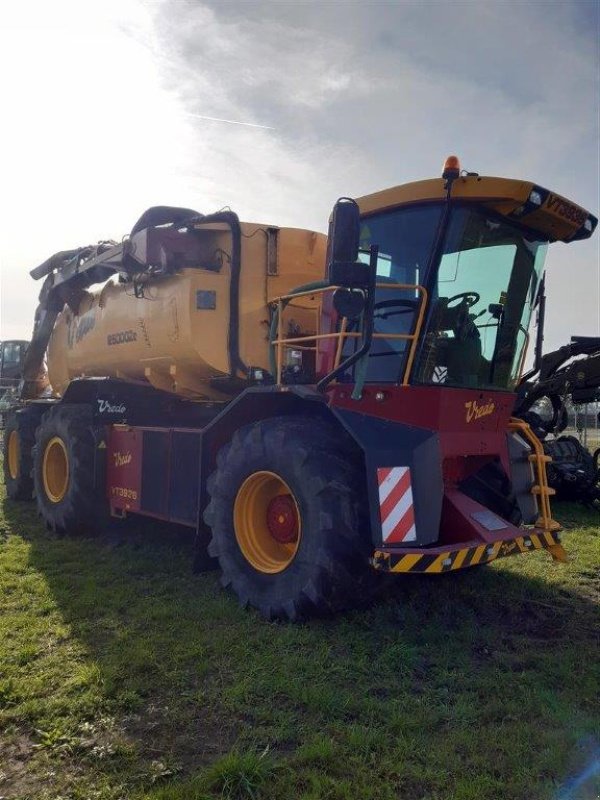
left=1, top=0, right=598, bottom=351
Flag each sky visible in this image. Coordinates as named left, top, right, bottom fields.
left=0, top=0, right=598, bottom=354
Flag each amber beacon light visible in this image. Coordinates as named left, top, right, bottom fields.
left=442, top=155, right=461, bottom=180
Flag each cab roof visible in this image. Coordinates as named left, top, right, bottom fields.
left=356, top=175, right=597, bottom=243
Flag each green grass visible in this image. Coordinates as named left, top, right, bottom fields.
left=0, top=482, right=598, bottom=800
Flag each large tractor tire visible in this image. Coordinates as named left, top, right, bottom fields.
left=204, top=416, right=373, bottom=621
left=33, top=404, right=107, bottom=536
left=3, top=406, right=44, bottom=500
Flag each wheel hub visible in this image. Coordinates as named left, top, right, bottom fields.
left=233, top=470, right=302, bottom=574
left=266, top=495, right=299, bottom=543
left=42, top=436, right=69, bottom=503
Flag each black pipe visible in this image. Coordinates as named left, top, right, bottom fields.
left=192, top=210, right=247, bottom=378
left=534, top=274, right=546, bottom=374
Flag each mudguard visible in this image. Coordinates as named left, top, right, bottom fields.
left=331, top=408, right=443, bottom=547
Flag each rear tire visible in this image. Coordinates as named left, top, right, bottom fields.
left=204, top=416, right=373, bottom=621
left=33, top=404, right=108, bottom=536
left=2, top=407, right=41, bottom=500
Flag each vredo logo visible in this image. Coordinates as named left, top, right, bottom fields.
left=464, top=399, right=495, bottom=424
left=97, top=399, right=126, bottom=415
left=545, top=193, right=586, bottom=226
left=113, top=451, right=132, bottom=468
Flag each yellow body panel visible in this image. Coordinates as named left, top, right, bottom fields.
left=356, top=176, right=531, bottom=215
left=47, top=223, right=326, bottom=399
left=357, top=175, right=590, bottom=241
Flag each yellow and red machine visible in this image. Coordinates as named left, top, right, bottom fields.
left=3, top=158, right=597, bottom=619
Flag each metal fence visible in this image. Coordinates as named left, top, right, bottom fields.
left=565, top=402, right=600, bottom=454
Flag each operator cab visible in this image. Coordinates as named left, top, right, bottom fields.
left=342, top=161, right=597, bottom=393
left=0, top=340, right=29, bottom=382
left=357, top=203, right=547, bottom=390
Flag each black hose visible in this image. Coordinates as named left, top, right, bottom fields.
left=199, top=211, right=246, bottom=378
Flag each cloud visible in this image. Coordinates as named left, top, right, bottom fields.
left=1, top=0, right=597, bottom=350
left=149, top=0, right=598, bottom=198
left=139, top=0, right=600, bottom=350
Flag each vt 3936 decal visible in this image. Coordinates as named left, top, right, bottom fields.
left=464, top=399, right=496, bottom=423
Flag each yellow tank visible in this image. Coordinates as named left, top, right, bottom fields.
left=47, top=220, right=326, bottom=400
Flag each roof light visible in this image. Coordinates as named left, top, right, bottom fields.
left=442, top=155, right=461, bottom=180
left=529, top=190, right=543, bottom=205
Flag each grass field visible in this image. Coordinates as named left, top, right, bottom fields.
left=0, top=482, right=598, bottom=800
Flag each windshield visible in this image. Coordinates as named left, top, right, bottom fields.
left=355, top=203, right=547, bottom=391
left=412, top=207, right=547, bottom=390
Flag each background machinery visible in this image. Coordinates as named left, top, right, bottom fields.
left=2, top=158, right=597, bottom=619
left=0, top=340, right=30, bottom=430
left=516, top=337, right=600, bottom=507
left=0, top=340, right=29, bottom=384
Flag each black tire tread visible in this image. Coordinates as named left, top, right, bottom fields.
left=2, top=406, right=41, bottom=501
left=33, top=403, right=106, bottom=536
left=204, top=415, right=373, bottom=621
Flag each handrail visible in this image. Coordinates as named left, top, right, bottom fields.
left=273, top=282, right=428, bottom=386
left=508, top=417, right=561, bottom=534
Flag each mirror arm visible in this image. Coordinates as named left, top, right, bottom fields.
left=317, top=245, right=378, bottom=392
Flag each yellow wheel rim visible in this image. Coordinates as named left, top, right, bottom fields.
left=7, top=430, right=19, bottom=480
left=233, top=470, right=301, bottom=574
left=42, top=436, right=69, bottom=503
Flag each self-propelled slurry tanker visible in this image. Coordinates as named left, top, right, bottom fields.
left=3, top=158, right=597, bottom=619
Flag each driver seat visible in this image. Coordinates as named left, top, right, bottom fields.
left=445, top=335, right=483, bottom=387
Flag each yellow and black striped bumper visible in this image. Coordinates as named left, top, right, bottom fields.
left=371, top=530, right=565, bottom=574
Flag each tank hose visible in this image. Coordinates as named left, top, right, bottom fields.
left=269, top=281, right=329, bottom=378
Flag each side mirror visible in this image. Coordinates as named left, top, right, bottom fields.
left=326, top=198, right=370, bottom=288
left=332, top=288, right=366, bottom=319
left=328, top=198, right=360, bottom=264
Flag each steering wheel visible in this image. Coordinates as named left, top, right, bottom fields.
left=446, top=291, right=480, bottom=308
left=373, top=298, right=418, bottom=319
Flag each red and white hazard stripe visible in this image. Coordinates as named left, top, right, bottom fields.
left=377, top=467, right=417, bottom=543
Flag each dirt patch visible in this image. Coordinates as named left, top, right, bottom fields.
left=121, top=698, right=236, bottom=775
left=0, top=732, right=38, bottom=799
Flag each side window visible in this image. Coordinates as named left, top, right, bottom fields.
left=358, top=250, right=392, bottom=277
left=353, top=204, right=443, bottom=383
left=359, top=205, right=443, bottom=286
